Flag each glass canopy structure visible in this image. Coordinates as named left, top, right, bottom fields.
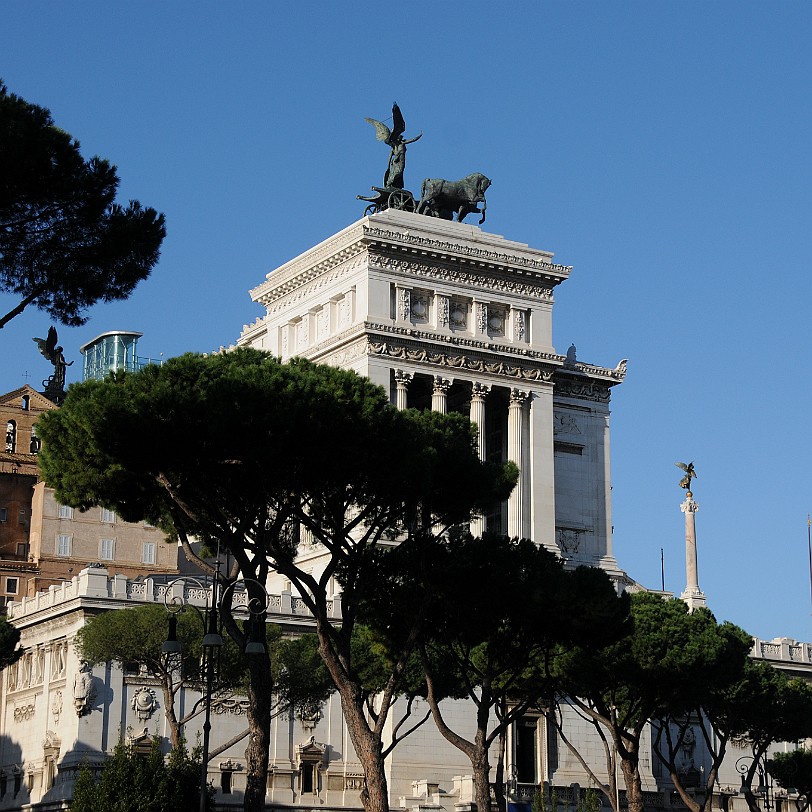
left=80, top=331, right=161, bottom=382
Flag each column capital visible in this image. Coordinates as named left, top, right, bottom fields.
left=509, top=387, right=530, bottom=406
left=433, top=376, right=452, bottom=395
left=680, top=495, right=699, bottom=513
left=471, top=381, right=491, bottom=400
left=394, top=369, right=414, bottom=386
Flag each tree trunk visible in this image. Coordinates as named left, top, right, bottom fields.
left=471, top=737, right=492, bottom=812
left=494, top=727, right=507, bottom=812
left=338, top=687, right=390, bottom=812
left=619, top=753, right=645, bottom=812
left=159, top=676, right=181, bottom=749
left=244, top=652, right=273, bottom=812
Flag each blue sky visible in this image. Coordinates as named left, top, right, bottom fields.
left=3, top=2, right=811, bottom=642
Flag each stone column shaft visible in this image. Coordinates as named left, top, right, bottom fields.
left=394, top=370, right=413, bottom=411
left=680, top=492, right=706, bottom=610
left=469, top=382, right=491, bottom=537
left=507, top=388, right=529, bottom=538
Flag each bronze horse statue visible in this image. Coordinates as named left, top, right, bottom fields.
left=417, top=173, right=491, bottom=224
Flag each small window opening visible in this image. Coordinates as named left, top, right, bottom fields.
left=5, top=421, right=16, bottom=453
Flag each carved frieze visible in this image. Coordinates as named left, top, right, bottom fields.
left=13, top=703, right=35, bottom=723
left=319, top=340, right=368, bottom=368
left=211, top=697, right=251, bottom=715
left=554, top=378, right=612, bottom=404
left=368, top=340, right=555, bottom=383
left=367, top=254, right=556, bottom=299
left=365, top=321, right=563, bottom=363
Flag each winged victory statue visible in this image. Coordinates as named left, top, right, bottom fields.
left=675, top=461, right=697, bottom=491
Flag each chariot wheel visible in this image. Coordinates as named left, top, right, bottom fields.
left=363, top=204, right=378, bottom=217
left=387, top=189, right=414, bottom=212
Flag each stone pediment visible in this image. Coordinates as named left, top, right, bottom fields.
left=297, top=735, right=325, bottom=763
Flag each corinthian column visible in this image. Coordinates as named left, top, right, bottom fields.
left=394, top=370, right=413, bottom=411
left=507, top=388, right=529, bottom=538
left=431, top=376, right=452, bottom=414
left=680, top=490, right=706, bottom=610
left=469, top=382, right=491, bottom=537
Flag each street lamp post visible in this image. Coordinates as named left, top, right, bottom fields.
left=162, top=573, right=270, bottom=812
left=737, top=755, right=774, bottom=811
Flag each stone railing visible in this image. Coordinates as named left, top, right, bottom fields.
left=8, top=566, right=340, bottom=622
left=751, top=637, right=812, bottom=664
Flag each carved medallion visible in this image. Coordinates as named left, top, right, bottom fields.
left=131, top=687, right=159, bottom=721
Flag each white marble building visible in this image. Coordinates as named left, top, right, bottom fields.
left=239, top=209, right=627, bottom=579
left=0, top=210, right=806, bottom=811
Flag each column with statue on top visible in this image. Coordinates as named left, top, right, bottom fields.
left=677, top=461, right=707, bottom=611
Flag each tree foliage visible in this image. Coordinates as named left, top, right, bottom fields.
left=370, top=534, right=630, bottom=812
left=0, top=81, right=165, bottom=329
left=769, top=749, right=812, bottom=811
left=551, top=592, right=752, bottom=812
left=71, top=738, right=211, bottom=812
left=0, top=616, right=23, bottom=671
left=37, top=348, right=517, bottom=812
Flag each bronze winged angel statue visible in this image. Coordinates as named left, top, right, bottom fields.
left=365, top=102, right=422, bottom=190
left=675, top=461, right=697, bottom=491
left=33, top=326, right=72, bottom=399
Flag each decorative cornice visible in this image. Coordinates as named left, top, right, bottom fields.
left=365, top=321, right=561, bottom=363
left=367, top=338, right=555, bottom=384
left=250, top=244, right=367, bottom=307
left=362, top=224, right=571, bottom=280
left=368, top=254, right=555, bottom=299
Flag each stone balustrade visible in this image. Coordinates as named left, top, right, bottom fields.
left=751, top=636, right=812, bottom=665
left=7, top=566, right=341, bottom=621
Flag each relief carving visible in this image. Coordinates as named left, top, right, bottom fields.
left=131, top=687, right=159, bottom=721
left=398, top=288, right=411, bottom=321
left=50, top=690, right=63, bottom=724
left=554, top=414, right=582, bottom=436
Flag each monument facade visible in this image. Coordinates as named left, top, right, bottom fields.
left=239, top=209, right=627, bottom=578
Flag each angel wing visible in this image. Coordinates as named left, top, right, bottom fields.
left=364, top=117, right=393, bottom=145
left=675, top=461, right=696, bottom=476
left=391, top=102, right=405, bottom=141
left=33, top=326, right=58, bottom=363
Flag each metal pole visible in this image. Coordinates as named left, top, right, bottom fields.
left=199, top=634, right=215, bottom=812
